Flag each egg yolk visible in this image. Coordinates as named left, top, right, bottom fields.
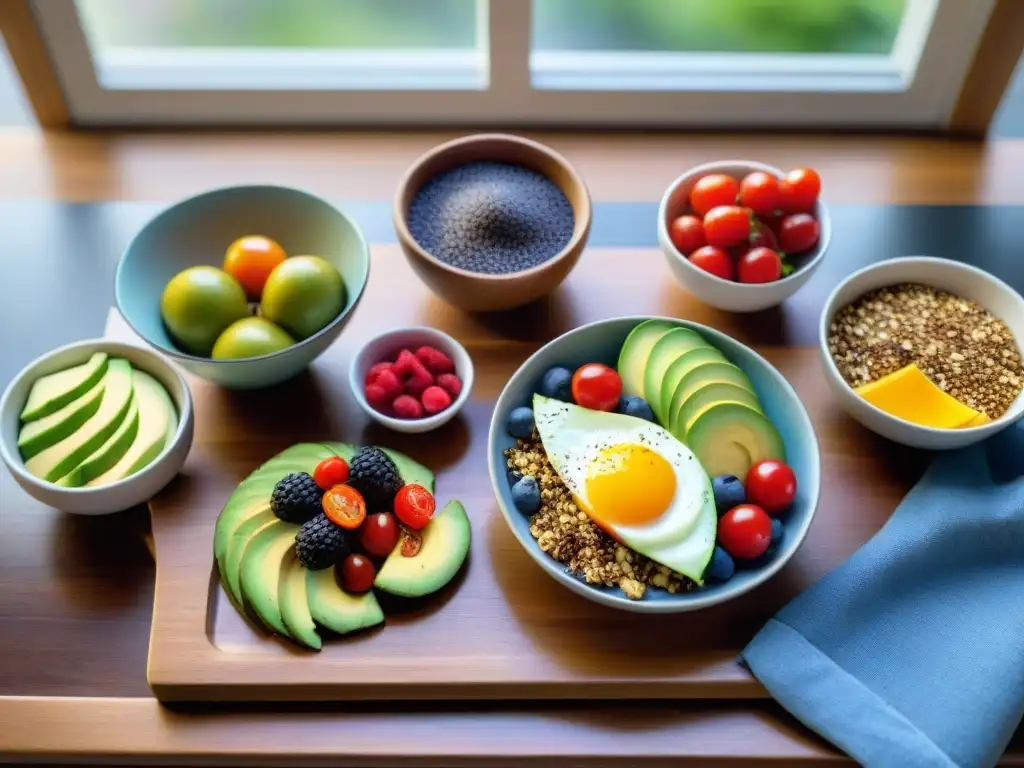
left=584, top=443, right=676, bottom=528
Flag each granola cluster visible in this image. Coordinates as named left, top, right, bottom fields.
left=505, top=433, right=692, bottom=600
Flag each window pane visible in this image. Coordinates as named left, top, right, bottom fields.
left=533, top=0, right=908, bottom=55
left=77, top=0, right=478, bottom=50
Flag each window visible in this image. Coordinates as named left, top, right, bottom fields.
left=31, top=0, right=997, bottom=128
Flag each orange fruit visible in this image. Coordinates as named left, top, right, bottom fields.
left=223, top=235, right=287, bottom=299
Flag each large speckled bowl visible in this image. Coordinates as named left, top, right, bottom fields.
left=116, top=185, right=370, bottom=389
left=488, top=315, right=821, bottom=613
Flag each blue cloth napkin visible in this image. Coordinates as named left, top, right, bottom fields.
left=742, top=422, right=1024, bottom=768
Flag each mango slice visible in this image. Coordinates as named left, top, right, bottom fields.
left=855, top=364, right=982, bottom=430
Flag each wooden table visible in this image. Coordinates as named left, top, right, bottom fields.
left=1, top=130, right=1022, bottom=766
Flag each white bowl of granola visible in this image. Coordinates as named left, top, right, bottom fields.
left=820, top=256, right=1024, bottom=450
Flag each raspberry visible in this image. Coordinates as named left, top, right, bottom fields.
left=421, top=385, right=452, bottom=415
left=415, top=346, right=455, bottom=374
left=403, top=358, right=434, bottom=397
left=436, top=373, right=462, bottom=398
left=392, top=349, right=418, bottom=378
left=365, top=383, right=391, bottom=412
left=375, top=368, right=403, bottom=400
left=393, top=394, right=424, bottom=419
left=365, top=362, right=392, bottom=386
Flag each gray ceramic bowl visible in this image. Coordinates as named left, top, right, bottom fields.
left=488, top=316, right=821, bottom=613
left=0, top=339, right=194, bottom=515
left=116, top=185, right=370, bottom=389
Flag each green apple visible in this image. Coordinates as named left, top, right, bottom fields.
left=160, top=266, right=250, bottom=356
left=260, top=256, right=346, bottom=341
left=212, top=317, right=296, bottom=360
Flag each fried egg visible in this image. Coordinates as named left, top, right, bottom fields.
left=533, top=394, right=716, bottom=582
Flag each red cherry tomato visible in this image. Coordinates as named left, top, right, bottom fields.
left=571, top=363, right=623, bottom=412
left=342, top=553, right=376, bottom=593
left=668, top=214, right=706, bottom=255
left=746, top=460, right=797, bottom=515
left=313, top=456, right=349, bottom=490
left=739, top=172, right=781, bottom=217
left=778, top=167, right=821, bottom=213
left=322, top=484, right=366, bottom=530
left=394, top=484, right=436, bottom=530
left=718, top=504, right=773, bottom=560
left=360, top=511, right=400, bottom=557
left=689, top=174, right=739, bottom=217
left=688, top=245, right=734, bottom=281
left=748, top=219, right=779, bottom=251
left=737, top=247, right=783, bottom=284
left=777, top=213, right=820, bottom=254
left=703, top=205, right=752, bottom=248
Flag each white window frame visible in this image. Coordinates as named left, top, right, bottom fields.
left=32, top=0, right=996, bottom=128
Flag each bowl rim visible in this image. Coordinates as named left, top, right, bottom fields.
left=818, top=254, right=1024, bottom=437
left=114, top=183, right=371, bottom=365
left=0, top=337, right=194, bottom=496
left=392, top=132, right=593, bottom=283
left=487, top=314, right=822, bottom=612
left=347, top=325, right=475, bottom=431
left=657, top=159, right=831, bottom=290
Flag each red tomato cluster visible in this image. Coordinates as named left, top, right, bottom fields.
left=668, top=167, right=822, bottom=285
left=717, top=459, right=797, bottom=561
left=312, top=457, right=436, bottom=594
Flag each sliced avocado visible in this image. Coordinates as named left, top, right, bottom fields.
left=87, top=369, right=178, bottom=487
left=24, top=359, right=134, bottom=483
left=642, top=328, right=708, bottom=424
left=238, top=521, right=300, bottom=640
left=225, top=505, right=277, bottom=610
left=686, top=402, right=785, bottom=480
left=18, top=378, right=106, bottom=460
left=279, top=552, right=322, bottom=650
left=668, top=361, right=754, bottom=437
left=659, top=347, right=726, bottom=426
left=57, top=394, right=140, bottom=487
left=307, top=566, right=384, bottom=635
left=20, top=352, right=108, bottom=423
left=675, top=382, right=763, bottom=438
left=616, top=319, right=678, bottom=400
left=375, top=500, right=470, bottom=598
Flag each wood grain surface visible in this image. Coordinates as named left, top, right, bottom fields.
left=139, top=242, right=926, bottom=703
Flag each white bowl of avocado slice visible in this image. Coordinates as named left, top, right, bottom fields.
left=0, top=339, right=194, bottom=515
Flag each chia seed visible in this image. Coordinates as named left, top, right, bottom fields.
left=407, top=160, right=575, bottom=275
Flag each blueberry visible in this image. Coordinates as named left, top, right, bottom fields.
left=618, top=395, right=654, bottom=422
left=770, top=518, right=784, bottom=544
left=507, top=406, right=536, bottom=439
left=705, top=546, right=735, bottom=582
left=511, top=475, right=541, bottom=515
left=508, top=469, right=524, bottom=487
left=711, top=475, right=746, bottom=514
left=539, top=367, right=572, bottom=401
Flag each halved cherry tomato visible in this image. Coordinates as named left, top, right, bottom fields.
left=688, top=245, right=734, bottom=281
left=342, top=554, right=375, bottom=593
left=571, top=363, right=622, bottom=412
left=322, top=484, right=367, bottom=530
left=313, top=456, right=349, bottom=490
left=703, top=205, right=752, bottom=248
left=739, top=172, right=781, bottom=217
left=778, top=168, right=821, bottom=213
left=689, top=174, right=739, bottom=217
left=777, top=213, right=820, bottom=254
left=737, top=247, right=783, bottom=284
left=394, top=484, right=436, bottom=530
left=401, top=529, right=423, bottom=557
left=718, top=504, right=772, bottom=560
left=223, top=235, right=287, bottom=299
left=746, top=460, right=797, bottom=515
left=668, top=214, right=706, bottom=255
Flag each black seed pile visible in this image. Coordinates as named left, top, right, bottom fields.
left=407, top=161, right=575, bottom=274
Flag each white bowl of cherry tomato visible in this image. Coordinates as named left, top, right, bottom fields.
left=657, top=160, right=831, bottom=313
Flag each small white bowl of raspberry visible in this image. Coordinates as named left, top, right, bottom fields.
left=349, top=326, right=474, bottom=434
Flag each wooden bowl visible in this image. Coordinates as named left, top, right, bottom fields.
left=393, top=133, right=592, bottom=312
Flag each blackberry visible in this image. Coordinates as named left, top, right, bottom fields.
left=348, top=446, right=403, bottom=510
left=271, top=472, right=323, bottom=524
left=295, top=513, right=349, bottom=570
